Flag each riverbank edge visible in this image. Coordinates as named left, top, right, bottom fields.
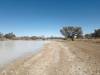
left=0, top=41, right=48, bottom=72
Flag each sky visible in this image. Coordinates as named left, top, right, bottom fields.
left=0, top=0, right=100, bottom=37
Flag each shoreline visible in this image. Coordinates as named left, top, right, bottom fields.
left=0, top=40, right=46, bottom=70
left=0, top=41, right=47, bottom=71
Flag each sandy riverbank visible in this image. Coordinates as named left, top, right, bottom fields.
left=0, top=40, right=100, bottom=75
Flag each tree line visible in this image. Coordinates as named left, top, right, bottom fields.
left=85, top=29, right=100, bottom=39
left=0, top=32, right=43, bottom=40
left=0, top=32, right=16, bottom=40
left=0, top=26, right=100, bottom=41
left=60, top=26, right=100, bottom=41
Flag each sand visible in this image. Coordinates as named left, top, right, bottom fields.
left=0, top=40, right=100, bottom=75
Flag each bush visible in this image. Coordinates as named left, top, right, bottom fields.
left=4, top=32, right=16, bottom=39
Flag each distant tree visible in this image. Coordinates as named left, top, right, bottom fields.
left=89, top=33, right=96, bottom=38
left=31, top=36, right=38, bottom=40
left=60, top=26, right=83, bottom=41
left=20, top=36, right=30, bottom=40
left=85, top=34, right=92, bottom=39
left=0, top=32, right=3, bottom=38
left=4, top=32, right=16, bottom=39
left=94, top=29, right=100, bottom=38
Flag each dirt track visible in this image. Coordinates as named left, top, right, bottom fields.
left=0, top=41, right=100, bottom=75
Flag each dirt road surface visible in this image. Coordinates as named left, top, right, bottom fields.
left=0, top=40, right=100, bottom=75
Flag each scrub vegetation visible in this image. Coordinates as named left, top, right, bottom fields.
left=0, top=26, right=99, bottom=41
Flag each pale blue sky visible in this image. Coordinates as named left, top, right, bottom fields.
left=0, top=0, right=100, bottom=36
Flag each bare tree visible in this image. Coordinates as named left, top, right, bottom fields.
left=60, top=26, right=83, bottom=41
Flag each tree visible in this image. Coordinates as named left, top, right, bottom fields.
left=60, top=26, right=83, bottom=41
left=4, top=32, right=16, bottom=39
left=94, top=29, right=100, bottom=38
left=85, top=34, right=92, bottom=39
left=74, top=27, right=83, bottom=38
left=31, top=36, right=38, bottom=40
left=0, top=32, right=3, bottom=38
